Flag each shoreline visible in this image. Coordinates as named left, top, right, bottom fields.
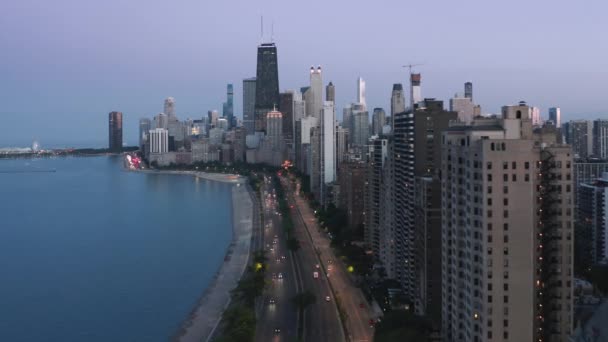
left=136, top=170, right=254, bottom=342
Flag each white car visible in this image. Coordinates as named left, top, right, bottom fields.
left=325, top=296, right=331, bottom=302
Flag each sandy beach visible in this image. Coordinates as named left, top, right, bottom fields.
left=129, top=169, right=256, bottom=341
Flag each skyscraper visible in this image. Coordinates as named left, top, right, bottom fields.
left=390, top=83, right=406, bottom=119
left=154, top=112, right=168, bottom=129
left=365, top=136, right=388, bottom=254
left=307, top=66, right=323, bottom=119
left=326, top=81, right=335, bottom=103
left=593, top=119, right=608, bottom=159
left=208, top=110, right=219, bottom=128
left=441, top=103, right=573, bottom=342
left=464, top=81, right=473, bottom=100
left=372, top=108, right=386, bottom=136
left=243, top=77, right=256, bottom=134
left=149, top=128, right=168, bottom=154
left=357, top=77, right=366, bottom=109
left=222, top=84, right=234, bottom=128
left=566, top=120, right=592, bottom=159
left=139, top=118, right=151, bottom=150
left=577, top=172, right=608, bottom=266
left=351, top=105, right=369, bottom=147
left=266, top=109, right=283, bottom=150
left=321, top=101, right=336, bottom=185
left=450, top=94, right=475, bottom=124
left=410, top=73, right=422, bottom=108
left=164, top=97, right=176, bottom=120
left=548, top=107, right=561, bottom=128
left=254, top=43, right=279, bottom=132
left=108, top=111, right=123, bottom=152
left=531, top=106, right=542, bottom=126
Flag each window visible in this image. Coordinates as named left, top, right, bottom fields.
left=487, top=162, right=492, bottom=170
left=488, top=186, right=492, bottom=194
left=504, top=283, right=509, bottom=291
left=488, top=198, right=493, bottom=205
left=566, top=184, right=571, bottom=192
left=512, top=162, right=516, bottom=169
left=525, top=161, right=530, bottom=169
left=504, top=271, right=509, bottom=279
left=503, top=174, right=508, bottom=181
left=504, top=223, right=508, bottom=231
left=488, top=283, right=493, bottom=291
left=488, top=174, right=493, bottom=181
left=488, top=210, right=493, bottom=218
left=504, top=296, right=509, bottom=303
left=504, top=235, right=509, bottom=243
left=488, top=295, right=493, bottom=303
left=488, top=223, right=493, bottom=231
left=488, top=247, right=493, bottom=255
left=503, top=186, right=508, bottom=194
left=503, top=162, right=508, bottom=170
left=503, top=198, right=509, bottom=206
left=504, top=259, right=509, bottom=267
left=525, top=174, right=530, bottom=182
left=503, top=247, right=509, bottom=255
left=488, top=235, right=493, bottom=243
left=504, top=331, right=508, bottom=339
left=503, top=210, right=509, bottom=218
left=512, top=174, right=517, bottom=182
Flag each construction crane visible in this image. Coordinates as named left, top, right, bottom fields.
left=402, top=63, right=424, bottom=75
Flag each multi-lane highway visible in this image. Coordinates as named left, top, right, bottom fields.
left=255, top=177, right=299, bottom=341
left=255, top=175, right=345, bottom=342
left=285, top=176, right=374, bottom=342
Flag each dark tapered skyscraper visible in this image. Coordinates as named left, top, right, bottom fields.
left=108, top=111, right=123, bottom=152
left=326, top=81, right=335, bottom=103
left=254, top=43, right=279, bottom=132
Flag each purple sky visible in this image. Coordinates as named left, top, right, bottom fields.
left=1, top=0, right=607, bottom=147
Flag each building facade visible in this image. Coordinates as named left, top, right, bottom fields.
left=254, top=43, right=279, bottom=132
left=441, top=103, right=573, bottom=342
left=108, top=111, right=123, bottom=152
left=243, top=77, right=256, bottom=134
left=372, top=108, right=386, bottom=136
left=593, top=119, right=608, bottom=159
left=149, top=128, right=168, bottom=154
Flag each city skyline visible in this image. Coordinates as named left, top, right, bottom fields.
left=2, top=0, right=608, bottom=147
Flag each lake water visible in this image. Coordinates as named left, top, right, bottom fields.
left=0, top=156, right=233, bottom=342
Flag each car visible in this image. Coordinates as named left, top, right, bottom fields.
left=269, top=298, right=275, bottom=305
left=278, top=272, right=283, bottom=279
left=325, top=296, right=331, bottom=302
left=274, top=328, right=281, bottom=334
left=276, top=258, right=281, bottom=263
left=272, top=273, right=277, bottom=279
left=281, top=255, right=286, bottom=259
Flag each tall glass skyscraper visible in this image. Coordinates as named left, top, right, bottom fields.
left=254, top=43, right=280, bottom=133
left=108, top=111, right=123, bottom=152
left=243, top=77, right=256, bottom=134
left=222, top=84, right=234, bottom=128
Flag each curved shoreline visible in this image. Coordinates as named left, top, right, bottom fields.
left=129, top=169, right=254, bottom=341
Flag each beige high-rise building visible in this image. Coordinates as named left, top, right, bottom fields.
left=441, top=102, right=573, bottom=342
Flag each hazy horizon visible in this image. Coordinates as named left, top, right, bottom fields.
left=2, top=0, right=607, bottom=147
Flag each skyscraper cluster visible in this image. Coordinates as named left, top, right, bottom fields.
left=126, top=37, right=595, bottom=342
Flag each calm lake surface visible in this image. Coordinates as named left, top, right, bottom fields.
left=0, top=156, right=233, bottom=342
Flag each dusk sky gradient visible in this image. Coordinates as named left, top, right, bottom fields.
left=1, top=0, right=607, bottom=147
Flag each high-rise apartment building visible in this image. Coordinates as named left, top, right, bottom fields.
left=243, top=77, right=256, bottom=134
left=357, top=77, right=366, bottom=109
left=593, top=119, right=608, bottom=159
left=154, top=112, right=168, bottom=130
left=339, top=161, right=366, bottom=231
left=222, top=84, right=234, bottom=128
left=326, top=81, right=335, bottom=103
left=531, top=106, right=542, bottom=126
left=321, top=101, right=336, bottom=185
left=279, top=92, right=295, bottom=149
left=548, top=107, right=561, bottom=128
left=411, top=99, right=457, bottom=326
left=565, top=120, right=592, bottom=159
left=335, top=125, right=348, bottom=170
left=372, top=108, right=386, bottom=136
left=254, top=43, right=279, bottom=132
left=577, top=173, right=608, bottom=267
left=108, top=111, right=123, bottom=152
left=441, top=103, right=573, bottom=342
left=391, top=83, right=406, bottom=128
left=295, top=116, right=318, bottom=174
left=365, top=136, right=388, bottom=255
